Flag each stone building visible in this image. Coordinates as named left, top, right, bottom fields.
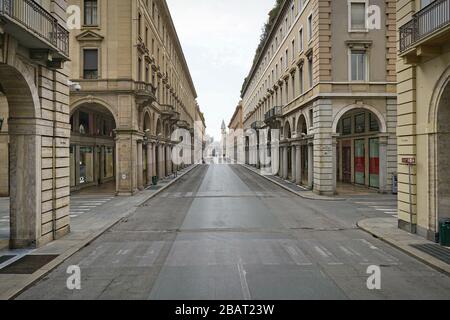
left=228, top=101, right=243, bottom=162
left=68, top=0, right=205, bottom=195
left=0, top=0, right=71, bottom=248
left=241, top=0, right=397, bottom=195
left=397, top=0, right=450, bottom=240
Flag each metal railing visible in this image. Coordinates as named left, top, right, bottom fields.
left=264, top=106, right=283, bottom=121
left=400, top=0, right=450, bottom=52
left=0, top=0, right=69, bottom=56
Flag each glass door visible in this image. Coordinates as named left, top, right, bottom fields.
left=369, top=138, right=380, bottom=188
left=354, top=139, right=365, bottom=185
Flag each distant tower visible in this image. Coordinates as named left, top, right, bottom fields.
left=221, top=120, right=227, bottom=158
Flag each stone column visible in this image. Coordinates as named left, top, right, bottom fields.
left=116, top=132, right=138, bottom=196
left=291, top=145, right=296, bottom=183
left=295, top=144, right=302, bottom=185
left=308, top=142, right=314, bottom=189
left=278, top=147, right=284, bottom=178
left=9, top=131, right=41, bottom=249
left=152, top=143, right=157, bottom=177
left=146, top=143, right=153, bottom=185
left=332, top=134, right=339, bottom=195
left=283, top=146, right=288, bottom=180
left=137, top=140, right=144, bottom=190
left=379, top=134, right=389, bottom=194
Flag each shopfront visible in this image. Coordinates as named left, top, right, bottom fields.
left=70, top=105, right=116, bottom=192
left=336, top=109, right=381, bottom=189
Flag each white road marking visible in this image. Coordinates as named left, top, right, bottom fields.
left=237, top=259, right=251, bottom=300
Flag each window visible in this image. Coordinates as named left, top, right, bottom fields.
left=299, top=65, right=304, bottom=94
left=369, top=113, right=380, bottom=132
left=84, top=0, right=98, bottom=26
left=350, top=50, right=367, bottom=81
left=83, top=49, right=98, bottom=79
left=299, top=28, right=304, bottom=52
left=307, top=55, right=313, bottom=88
left=342, top=117, right=352, bottom=135
left=307, top=14, right=313, bottom=42
left=285, top=49, right=289, bottom=67
left=291, top=39, right=295, bottom=61
left=350, top=1, right=367, bottom=31
left=421, top=0, right=435, bottom=8
left=138, top=57, right=142, bottom=81
left=355, top=113, right=366, bottom=134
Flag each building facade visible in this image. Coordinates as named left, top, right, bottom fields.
left=241, top=0, right=397, bottom=195
left=397, top=0, right=450, bottom=240
left=0, top=0, right=71, bottom=248
left=68, top=0, right=205, bottom=195
left=228, top=102, right=243, bottom=161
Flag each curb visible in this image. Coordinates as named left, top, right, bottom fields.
left=357, top=219, right=450, bottom=276
left=2, top=164, right=200, bottom=300
left=240, top=164, right=344, bottom=202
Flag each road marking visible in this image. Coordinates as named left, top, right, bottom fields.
left=314, top=246, right=330, bottom=258
left=237, top=259, right=251, bottom=300
left=283, top=245, right=312, bottom=266
left=70, top=215, right=78, bottom=218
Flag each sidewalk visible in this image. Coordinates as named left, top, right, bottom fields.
left=358, top=217, right=450, bottom=275
left=241, top=164, right=344, bottom=201
left=0, top=164, right=199, bottom=300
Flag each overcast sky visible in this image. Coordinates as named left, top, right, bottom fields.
left=167, top=0, right=275, bottom=141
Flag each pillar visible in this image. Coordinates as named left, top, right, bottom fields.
left=295, top=145, right=302, bottom=185
left=332, top=135, right=338, bottom=195
left=291, top=145, right=296, bottom=183
left=137, top=140, right=144, bottom=190
left=308, top=142, right=314, bottom=189
left=146, top=143, right=153, bottom=185
left=116, top=132, right=138, bottom=196
left=379, top=135, right=389, bottom=194
left=283, top=146, right=288, bottom=180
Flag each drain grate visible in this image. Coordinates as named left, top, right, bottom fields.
left=0, top=255, right=58, bottom=274
left=410, top=244, right=450, bottom=265
left=0, top=255, right=16, bottom=265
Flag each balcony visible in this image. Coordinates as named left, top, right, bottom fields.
left=250, top=121, right=266, bottom=130
left=161, top=104, right=180, bottom=122
left=135, top=81, right=156, bottom=105
left=264, top=106, right=283, bottom=124
left=0, top=0, right=69, bottom=62
left=399, top=0, right=450, bottom=59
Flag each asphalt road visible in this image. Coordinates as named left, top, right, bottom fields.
left=18, top=165, right=450, bottom=300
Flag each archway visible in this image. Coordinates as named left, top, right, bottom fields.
left=297, top=115, right=309, bottom=186
left=334, top=107, right=383, bottom=190
left=69, top=103, right=117, bottom=194
left=436, top=81, right=450, bottom=225
left=0, top=64, right=43, bottom=248
left=284, top=121, right=293, bottom=180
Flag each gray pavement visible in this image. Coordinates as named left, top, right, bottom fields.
left=16, top=164, right=450, bottom=300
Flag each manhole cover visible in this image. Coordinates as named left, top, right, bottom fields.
left=0, top=255, right=16, bottom=265
left=410, top=244, right=450, bottom=265
left=0, top=255, right=58, bottom=274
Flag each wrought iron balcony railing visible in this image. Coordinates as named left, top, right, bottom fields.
left=0, top=0, right=69, bottom=57
left=264, top=106, right=283, bottom=122
left=400, top=0, right=450, bottom=52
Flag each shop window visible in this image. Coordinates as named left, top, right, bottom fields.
left=104, top=147, right=114, bottom=179
left=79, top=146, right=94, bottom=184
